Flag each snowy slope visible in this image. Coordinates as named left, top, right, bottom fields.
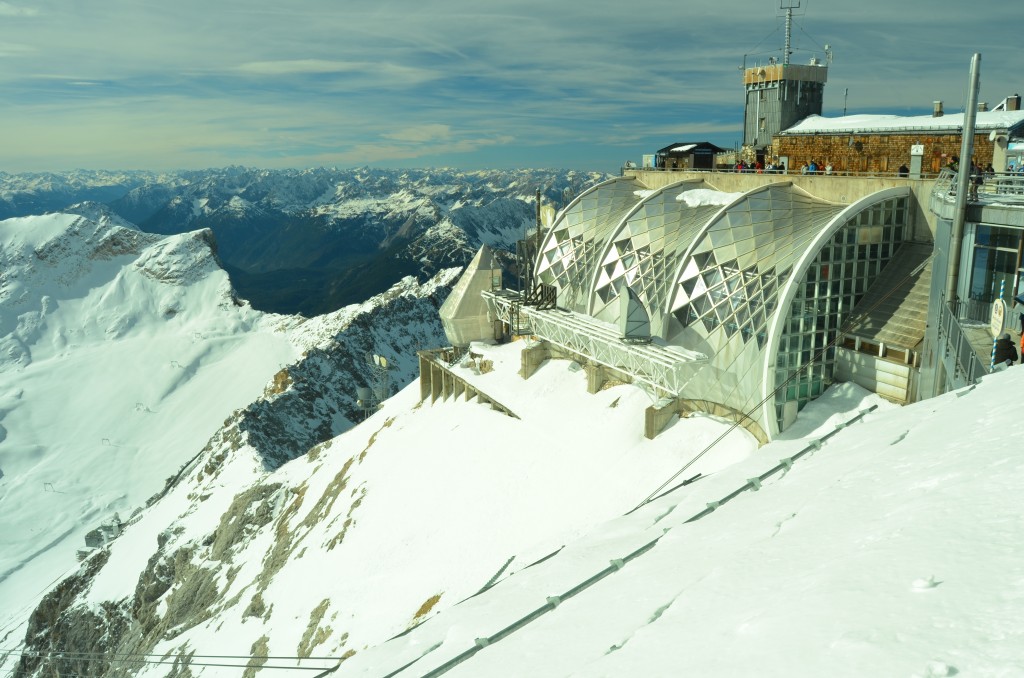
left=0, top=211, right=302, bottom=649
left=6, top=341, right=760, bottom=677
left=0, top=212, right=457, bottom=672
left=12, top=332, right=1024, bottom=677
left=337, top=372, right=1024, bottom=678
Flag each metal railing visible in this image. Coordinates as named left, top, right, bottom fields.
left=938, top=298, right=989, bottom=384
left=624, top=166, right=942, bottom=180
left=950, top=296, right=994, bottom=324
left=931, top=168, right=1024, bottom=206
left=482, top=289, right=708, bottom=396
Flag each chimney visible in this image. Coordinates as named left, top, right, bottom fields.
left=1009, top=94, right=1021, bottom=111
left=933, top=100, right=944, bottom=117
left=978, top=102, right=988, bottom=112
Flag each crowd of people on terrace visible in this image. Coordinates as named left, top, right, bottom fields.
left=733, top=159, right=851, bottom=175
left=646, top=156, right=1024, bottom=178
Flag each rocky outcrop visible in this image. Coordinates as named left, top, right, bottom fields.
left=237, top=273, right=456, bottom=470
left=10, top=265, right=458, bottom=675
left=15, top=551, right=130, bottom=678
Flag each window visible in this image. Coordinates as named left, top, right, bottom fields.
left=969, top=225, right=1021, bottom=303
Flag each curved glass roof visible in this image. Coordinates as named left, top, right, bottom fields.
left=536, top=176, right=646, bottom=312
left=589, top=182, right=732, bottom=337
left=668, top=183, right=844, bottom=346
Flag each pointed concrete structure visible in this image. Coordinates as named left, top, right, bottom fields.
left=440, top=245, right=503, bottom=348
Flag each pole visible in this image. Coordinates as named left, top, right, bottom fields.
left=944, top=53, right=982, bottom=309
left=782, top=1, right=799, bottom=65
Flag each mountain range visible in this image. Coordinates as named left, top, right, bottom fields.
left=0, top=168, right=602, bottom=315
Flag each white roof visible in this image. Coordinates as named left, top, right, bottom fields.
left=670, top=144, right=697, bottom=152
left=782, top=110, right=1024, bottom=135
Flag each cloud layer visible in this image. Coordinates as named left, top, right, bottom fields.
left=0, top=0, right=1018, bottom=171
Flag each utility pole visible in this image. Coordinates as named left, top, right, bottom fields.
left=945, top=53, right=982, bottom=307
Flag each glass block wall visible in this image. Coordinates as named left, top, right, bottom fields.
left=770, top=194, right=909, bottom=430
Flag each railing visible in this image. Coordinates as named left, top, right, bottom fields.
left=937, top=297, right=989, bottom=384
left=482, top=289, right=708, bottom=396
left=950, top=296, right=994, bottom=324
left=624, top=166, right=943, bottom=180
left=931, top=168, right=1024, bottom=206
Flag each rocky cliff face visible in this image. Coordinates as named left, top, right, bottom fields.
left=9, top=266, right=459, bottom=677
left=237, top=271, right=459, bottom=470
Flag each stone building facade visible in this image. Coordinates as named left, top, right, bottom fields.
left=772, top=132, right=996, bottom=176
left=768, top=107, right=1024, bottom=175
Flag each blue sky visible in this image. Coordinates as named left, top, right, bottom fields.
left=1, top=0, right=1020, bottom=173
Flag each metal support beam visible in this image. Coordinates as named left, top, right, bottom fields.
left=484, top=290, right=708, bottom=396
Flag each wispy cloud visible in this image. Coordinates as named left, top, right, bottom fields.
left=382, top=124, right=452, bottom=143
left=237, top=59, right=364, bottom=75
left=0, top=2, right=37, bottom=17
left=0, top=0, right=1019, bottom=171
left=0, top=41, right=33, bottom=57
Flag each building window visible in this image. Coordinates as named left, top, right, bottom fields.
left=968, top=225, right=1021, bottom=303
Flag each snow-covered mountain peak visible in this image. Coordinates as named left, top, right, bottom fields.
left=0, top=211, right=458, bottom=673
left=131, top=229, right=225, bottom=287
left=63, top=201, right=141, bottom=232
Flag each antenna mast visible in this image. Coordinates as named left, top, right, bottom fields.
left=781, top=1, right=800, bottom=65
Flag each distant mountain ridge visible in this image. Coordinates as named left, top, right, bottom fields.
left=0, top=168, right=604, bottom=315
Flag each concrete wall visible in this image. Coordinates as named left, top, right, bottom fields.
left=835, top=347, right=914, bottom=404
left=418, top=350, right=519, bottom=419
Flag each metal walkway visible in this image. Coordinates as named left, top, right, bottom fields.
left=483, top=290, right=709, bottom=396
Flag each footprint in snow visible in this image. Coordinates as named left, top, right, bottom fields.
left=912, top=659, right=958, bottom=677
left=911, top=575, right=941, bottom=591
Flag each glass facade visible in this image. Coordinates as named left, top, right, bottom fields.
left=968, top=225, right=1021, bottom=303
left=589, top=183, right=728, bottom=336
left=772, top=196, right=908, bottom=429
left=533, top=179, right=911, bottom=439
left=665, top=184, right=844, bottom=428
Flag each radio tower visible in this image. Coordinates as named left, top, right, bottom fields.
left=740, top=1, right=828, bottom=160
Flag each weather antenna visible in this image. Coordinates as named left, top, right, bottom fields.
left=780, top=1, right=802, bottom=65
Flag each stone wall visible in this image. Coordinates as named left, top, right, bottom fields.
left=772, top=132, right=997, bottom=175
